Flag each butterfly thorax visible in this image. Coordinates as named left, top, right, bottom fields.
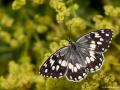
left=69, top=42, right=77, bottom=51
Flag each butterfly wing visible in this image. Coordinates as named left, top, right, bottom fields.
left=66, top=67, right=87, bottom=82
left=39, top=47, right=69, bottom=78
left=65, top=47, right=88, bottom=82
left=76, top=29, right=113, bottom=72
left=85, top=52, right=104, bottom=72
left=76, top=29, right=113, bottom=52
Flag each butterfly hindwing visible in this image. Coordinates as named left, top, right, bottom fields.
left=85, top=52, right=104, bottom=72
left=66, top=66, right=87, bottom=82
left=65, top=50, right=88, bottom=82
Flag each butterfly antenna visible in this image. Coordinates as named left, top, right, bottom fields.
left=66, top=25, right=72, bottom=44
left=62, top=20, right=72, bottom=43
left=68, top=32, right=71, bottom=43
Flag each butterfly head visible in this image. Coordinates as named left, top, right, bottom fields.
left=69, top=42, right=77, bottom=50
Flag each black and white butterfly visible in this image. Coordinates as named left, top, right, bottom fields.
left=39, top=29, right=113, bottom=82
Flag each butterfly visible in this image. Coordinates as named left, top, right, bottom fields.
left=39, top=29, right=113, bottom=82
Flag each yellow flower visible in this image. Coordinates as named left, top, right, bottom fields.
left=12, top=0, right=26, bottom=10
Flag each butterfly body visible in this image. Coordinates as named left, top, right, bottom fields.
left=39, top=29, right=113, bottom=82
left=70, top=42, right=77, bottom=50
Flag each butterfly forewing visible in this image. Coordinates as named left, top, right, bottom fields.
left=76, top=29, right=112, bottom=72
left=86, top=29, right=112, bottom=52
left=39, top=47, right=69, bottom=78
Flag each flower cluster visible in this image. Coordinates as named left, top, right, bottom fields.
left=0, top=0, right=120, bottom=90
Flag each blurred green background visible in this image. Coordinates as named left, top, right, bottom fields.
left=0, top=0, right=120, bottom=90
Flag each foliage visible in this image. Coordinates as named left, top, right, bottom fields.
left=0, top=0, right=120, bottom=90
